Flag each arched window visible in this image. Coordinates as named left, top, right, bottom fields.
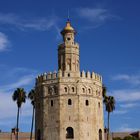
left=67, top=59, right=71, bottom=71
left=66, top=127, right=74, bottom=139
left=72, top=87, right=75, bottom=92
left=68, top=99, right=72, bottom=105
left=51, top=100, right=53, bottom=107
left=99, top=129, right=102, bottom=140
left=88, top=89, right=91, bottom=93
left=98, top=102, right=100, bottom=108
left=85, top=100, right=89, bottom=106
left=64, top=87, right=68, bottom=92
left=37, top=129, right=41, bottom=140
left=82, top=88, right=85, bottom=93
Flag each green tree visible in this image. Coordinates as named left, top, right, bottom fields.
left=113, top=137, right=122, bottom=140
left=102, top=85, right=107, bottom=98
left=123, top=136, right=139, bottom=140
left=12, top=88, right=26, bottom=140
left=28, top=89, right=35, bottom=140
left=103, top=95, right=115, bottom=140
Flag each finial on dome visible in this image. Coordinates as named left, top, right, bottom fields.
left=61, top=19, right=76, bottom=35
left=67, top=9, right=70, bottom=21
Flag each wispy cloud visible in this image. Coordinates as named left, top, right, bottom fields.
left=0, top=13, right=59, bottom=31
left=0, top=66, right=37, bottom=131
left=0, top=91, right=16, bottom=119
left=0, top=32, right=10, bottom=52
left=0, top=65, right=38, bottom=86
left=76, top=7, right=119, bottom=29
left=0, top=75, right=35, bottom=92
left=117, top=124, right=139, bottom=132
left=0, top=91, right=32, bottom=132
left=120, top=103, right=139, bottom=108
left=0, top=91, right=31, bottom=119
left=112, top=74, right=140, bottom=86
left=77, top=8, right=110, bottom=22
left=113, top=110, right=128, bottom=115
left=110, top=89, right=140, bottom=102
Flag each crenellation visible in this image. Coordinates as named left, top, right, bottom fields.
left=43, top=73, right=47, bottom=80
left=36, top=70, right=102, bottom=85
left=94, top=74, right=102, bottom=82
left=52, top=71, right=57, bottom=79
left=86, top=71, right=91, bottom=78
left=78, top=71, right=102, bottom=82
left=81, top=70, right=85, bottom=78
left=47, top=72, right=52, bottom=79
left=36, top=72, right=58, bottom=84
left=92, top=72, right=95, bottom=79
left=38, top=75, right=43, bottom=82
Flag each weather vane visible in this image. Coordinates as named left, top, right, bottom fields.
left=67, top=9, right=70, bottom=21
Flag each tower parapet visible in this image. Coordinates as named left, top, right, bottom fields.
left=36, top=70, right=102, bottom=85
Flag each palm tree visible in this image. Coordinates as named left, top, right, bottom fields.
left=12, top=88, right=26, bottom=140
left=102, top=85, right=107, bottom=98
left=28, top=89, right=35, bottom=140
left=103, top=96, right=115, bottom=140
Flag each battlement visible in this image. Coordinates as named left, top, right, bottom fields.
left=36, top=70, right=102, bottom=84
left=36, top=71, right=58, bottom=83
left=80, top=70, right=102, bottom=82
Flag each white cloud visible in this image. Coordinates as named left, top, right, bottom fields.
left=0, top=66, right=37, bottom=131
left=0, top=13, right=18, bottom=25
left=118, top=124, right=139, bottom=132
left=0, top=13, right=59, bottom=31
left=0, top=91, right=16, bottom=119
left=112, top=74, right=130, bottom=80
left=77, top=7, right=118, bottom=23
left=0, top=75, right=35, bottom=92
left=112, top=74, right=140, bottom=86
left=0, top=32, right=9, bottom=52
left=120, top=103, right=139, bottom=108
left=113, top=110, right=128, bottom=115
left=110, top=89, right=140, bottom=102
left=0, top=91, right=32, bottom=131
left=0, top=91, right=31, bottom=119
left=78, top=8, right=108, bottom=21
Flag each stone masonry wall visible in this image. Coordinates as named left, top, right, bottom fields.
left=35, top=70, right=104, bottom=140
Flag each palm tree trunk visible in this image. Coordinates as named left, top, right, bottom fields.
left=16, top=107, right=20, bottom=140
left=107, top=112, right=110, bottom=140
left=30, top=107, right=35, bottom=140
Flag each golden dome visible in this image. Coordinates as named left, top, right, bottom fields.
left=64, top=21, right=74, bottom=31
left=61, top=20, right=76, bottom=35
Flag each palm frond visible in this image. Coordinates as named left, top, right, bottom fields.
left=102, top=85, right=107, bottom=98
left=28, top=89, right=35, bottom=107
left=12, top=88, right=27, bottom=108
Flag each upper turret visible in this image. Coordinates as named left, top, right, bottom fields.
left=58, top=20, right=80, bottom=72
left=61, top=20, right=76, bottom=45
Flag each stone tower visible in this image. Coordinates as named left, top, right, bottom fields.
left=35, top=20, right=104, bottom=140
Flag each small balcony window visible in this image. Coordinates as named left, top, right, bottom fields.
left=68, top=99, right=72, bottom=105
left=85, top=100, right=89, bottom=106
left=66, top=127, right=74, bottom=139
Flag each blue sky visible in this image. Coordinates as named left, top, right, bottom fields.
left=0, top=0, right=140, bottom=133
